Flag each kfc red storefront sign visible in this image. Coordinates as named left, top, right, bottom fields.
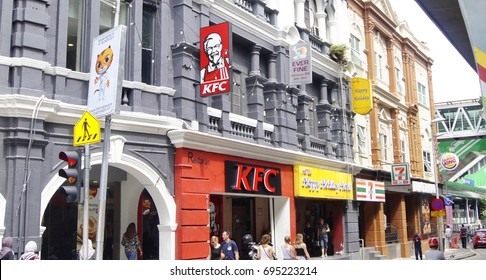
left=225, top=161, right=282, bottom=195
left=200, top=22, right=233, bottom=97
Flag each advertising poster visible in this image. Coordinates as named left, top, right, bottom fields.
left=351, top=77, right=373, bottom=115
left=77, top=187, right=100, bottom=251
left=289, top=42, right=312, bottom=85
left=87, top=25, right=126, bottom=118
left=200, top=22, right=232, bottom=97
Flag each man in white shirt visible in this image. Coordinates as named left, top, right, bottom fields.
left=445, top=225, right=453, bottom=249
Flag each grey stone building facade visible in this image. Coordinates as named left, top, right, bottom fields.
left=0, top=0, right=360, bottom=260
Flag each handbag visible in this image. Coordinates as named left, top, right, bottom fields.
left=263, top=246, right=277, bottom=260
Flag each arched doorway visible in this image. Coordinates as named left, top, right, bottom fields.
left=40, top=138, right=176, bottom=259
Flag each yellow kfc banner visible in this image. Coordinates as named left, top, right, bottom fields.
left=294, top=165, right=353, bottom=199
left=351, top=77, right=373, bottom=115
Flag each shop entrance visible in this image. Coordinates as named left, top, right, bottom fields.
left=295, top=198, right=342, bottom=257
left=139, top=189, right=159, bottom=260
left=232, top=197, right=255, bottom=248
left=41, top=167, right=161, bottom=260
left=210, top=195, right=272, bottom=259
left=41, top=180, right=119, bottom=260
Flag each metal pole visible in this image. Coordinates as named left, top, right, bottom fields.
left=95, top=116, right=111, bottom=260
left=431, top=122, right=443, bottom=252
left=114, top=0, right=120, bottom=27
left=82, top=144, right=90, bottom=260
left=95, top=0, right=119, bottom=260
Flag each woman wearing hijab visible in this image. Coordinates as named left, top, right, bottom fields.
left=0, top=237, right=15, bottom=260
left=121, top=222, right=142, bottom=260
left=79, top=239, right=96, bottom=260
left=19, top=241, right=40, bottom=260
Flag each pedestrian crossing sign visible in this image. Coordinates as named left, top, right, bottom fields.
left=73, top=111, right=101, bottom=146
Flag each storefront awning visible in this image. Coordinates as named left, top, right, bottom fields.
left=445, top=181, right=486, bottom=199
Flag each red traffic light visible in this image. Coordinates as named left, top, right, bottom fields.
left=59, top=151, right=79, bottom=167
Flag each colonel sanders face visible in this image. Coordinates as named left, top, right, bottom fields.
left=204, top=33, right=223, bottom=67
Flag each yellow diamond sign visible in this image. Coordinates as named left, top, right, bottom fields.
left=74, top=111, right=101, bottom=146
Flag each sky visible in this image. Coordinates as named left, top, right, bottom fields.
left=388, top=0, right=482, bottom=103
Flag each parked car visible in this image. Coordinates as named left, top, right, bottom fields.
left=472, top=229, right=486, bottom=249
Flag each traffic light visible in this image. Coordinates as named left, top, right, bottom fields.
left=58, top=150, right=82, bottom=202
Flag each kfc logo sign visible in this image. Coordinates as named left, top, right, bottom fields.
left=225, top=161, right=282, bottom=195
left=200, top=22, right=232, bottom=97
left=202, top=81, right=229, bottom=95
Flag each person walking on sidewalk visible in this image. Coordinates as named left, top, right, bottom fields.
left=460, top=224, right=468, bottom=249
left=445, top=225, right=452, bottom=249
left=281, top=236, right=296, bottom=260
left=413, top=233, right=423, bottom=260
left=294, top=233, right=311, bottom=260
left=317, top=218, right=330, bottom=257
left=221, top=230, right=239, bottom=260
left=425, top=237, right=445, bottom=260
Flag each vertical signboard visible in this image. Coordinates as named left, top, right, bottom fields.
left=87, top=25, right=126, bottom=118
left=457, top=0, right=486, bottom=116
left=391, top=163, right=411, bottom=185
left=200, top=22, right=233, bottom=97
left=289, top=42, right=312, bottom=85
left=351, top=77, right=373, bottom=115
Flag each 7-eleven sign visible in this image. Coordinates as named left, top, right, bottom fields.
left=391, top=163, right=410, bottom=185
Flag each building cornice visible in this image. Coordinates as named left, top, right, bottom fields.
left=167, top=129, right=363, bottom=174
left=0, top=95, right=184, bottom=135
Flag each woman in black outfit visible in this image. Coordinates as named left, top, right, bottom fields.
left=294, top=233, right=311, bottom=260
left=208, top=235, right=222, bottom=260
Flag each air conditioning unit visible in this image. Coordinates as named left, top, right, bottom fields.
left=311, top=26, right=320, bottom=37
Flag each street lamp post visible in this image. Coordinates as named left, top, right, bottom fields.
left=431, top=117, right=445, bottom=252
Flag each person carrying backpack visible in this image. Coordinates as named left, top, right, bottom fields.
left=459, top=224, right=468, bottom=249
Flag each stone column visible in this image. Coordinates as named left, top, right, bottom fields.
left=371, top=97, right=381, bottom=167
left=250, top=44, right=261, bottom=76
left=294, top=0, right=306, bottom=28
left=247, top=75, right=267, bottom=144
left=391, top=108, right=402, bottom=163
left=387, top=39, right=397, bottom=95
left=315, top=12, right=327, bottom=41
left=363, top=202, right=388, bottom=257
left=328, top=20, right=337, bottom=43
left=319, top=80, right=329, bottom=104
left=365, top=20, right=376, bottom=83
left=268, top=52, right=277, bottom=83
left=388, top=194, right=411, bottom=258
left=427, top=64, right=436, bottom=120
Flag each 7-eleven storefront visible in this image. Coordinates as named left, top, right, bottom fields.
left=174, top=148, right=296, bottom=260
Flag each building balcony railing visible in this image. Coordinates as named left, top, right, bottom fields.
left=208, top=107, right=275, bottom=144
left=233, top=0, right=278, bottom=25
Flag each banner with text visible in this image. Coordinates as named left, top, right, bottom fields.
left=289, top=42, right=312, bottom=85
left=200, top=22, right=233, bottom=97
left=351, top=77, right=373, bottom=115
left=293, top=165, right=353, bottom=199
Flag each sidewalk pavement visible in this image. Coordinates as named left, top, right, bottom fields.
left=393, top=247, right=477, bottom=260
left=307, top=247, right=477, bottom=260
